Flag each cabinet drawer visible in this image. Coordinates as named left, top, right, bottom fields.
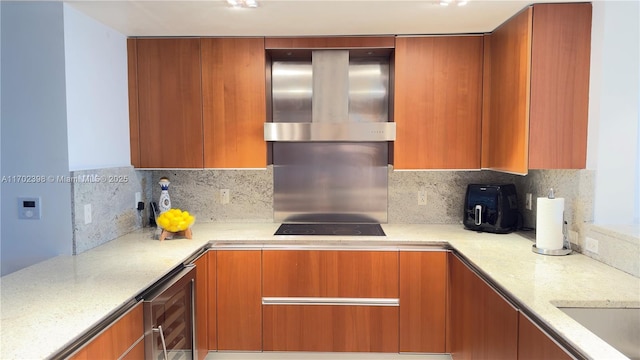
left=263, top=250, right=398, bottom=298
left=263, top=305, right=399, bottom=352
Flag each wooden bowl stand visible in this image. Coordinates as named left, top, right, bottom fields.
left=159, top=227, right=193, bottom=241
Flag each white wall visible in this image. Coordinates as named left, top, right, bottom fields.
left=1, top=2, right=73, bottom=275
left=64, top=4, right=130, bottom=171
left=588, top=1, right=640, bottom=224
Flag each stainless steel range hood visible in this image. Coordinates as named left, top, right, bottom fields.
left=264, top=50, right=395, bottom=142
left=268, top=49, right=392, bottom=224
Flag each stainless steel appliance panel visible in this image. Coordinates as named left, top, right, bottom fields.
left=272, top=61, right=312, bottom=124
left=273, top=142, right=388, bottom=223
left=143, top=265, right=196, bottom=360
left=349, top=60, right=389, bottom=123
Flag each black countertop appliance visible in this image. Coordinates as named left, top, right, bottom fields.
left=464, top=184, right=519, bottom=233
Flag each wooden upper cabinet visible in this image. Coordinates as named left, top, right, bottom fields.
left=201, top=37, right=267, bottom=168
left=483, top=3, right=591, bottom=173
left=528, top=3, right=591, bottom=169
left=394, top=36, right=483, bottom=170
left=132, top=38, right=204, bottom=168
left=482, top=8, right=532, bottom=174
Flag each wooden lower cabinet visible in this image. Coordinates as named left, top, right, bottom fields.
left=263, top=250, right=398, bottom=298
left=481, top=279, right=519, bottom=359
left=69, top=302, right=143, bottom=360
left=449, top=253, right=518, bottom=360
left=399, top=251, right=447, bottom=353
left=216, top=250, right=262, bottom=351
left=519, top=312, right=573, bottom=360
left=194, top=251, right=212, bottom=360
left=263, top=305, right=398, bottom=352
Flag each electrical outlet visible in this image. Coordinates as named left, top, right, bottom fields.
left=525, top=193, right=533, bottom=210
left=221, top=189, right=230, bottom=204
left=569, top=230, right=578, bottom=245
left=418, top=191, right=427, bottom=206
left=586, top=237, right=599, bottom=254
left=84, top=204, right=92, bottom=224
left=135, top=192, right=141, bottom=209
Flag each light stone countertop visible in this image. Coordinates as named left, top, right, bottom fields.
left=1, top=223, right=639, bottom=359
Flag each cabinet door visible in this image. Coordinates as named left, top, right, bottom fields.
left=394, top=36, right=483, bottom=169
left=399, top=251, right=447, bottom=353
left=263, top=250, right=398, bottom=298
left=481, top=278, right=518, bottom=359
left=69, top=302, right=144, bottom=360
left=201, top=37, right=267, bottom=168
left=193, top=251, right=210, bottom=359
left=449, top=254, right=518, bottom=360
left=133, top=38, right=204, bottom=168
left=482, top=7, right=533, bottom=174
left=483, top=3, right=591, bottom=173
left=216, top=250, right=262, bottom=351
left=449, top=254, right=481, bottom=360
left=263, top=305, right=398, bottom=352
left=528, top=3, right=591, bottom=169
left=518, top=312, right=573, bottom=360
left=206, top=250, right=217, bottom=351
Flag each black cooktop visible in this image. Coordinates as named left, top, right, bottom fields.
left=274, top=223, right=386, bottom=236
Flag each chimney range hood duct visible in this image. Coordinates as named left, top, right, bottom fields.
left=264, top=50, right=395, bottom=142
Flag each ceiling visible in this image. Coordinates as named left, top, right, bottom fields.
left=65, top=0, right=584, bottom=37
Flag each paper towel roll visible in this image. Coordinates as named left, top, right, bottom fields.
left=536, top=197, right=565, bottom=250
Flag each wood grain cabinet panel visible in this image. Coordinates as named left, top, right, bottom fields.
left=69, top=302, right=144, bottom=360
left=262, top=250, right=398, bottom=298
left=133, top=38, right=204, bottom=168
left=448, top=254, right=481, bottom=360
left=194, top=251, right=211, bottom=359
left=518, top=312, right=573, bottom=360
left=265, top=36, right=395, bottom=49
left=263, top=305, right=399, bottom=352
left=205, top=250, right=217, bottom=351
left=201, top=37, right=267, bottom=168
left=482, top=8, right=533, bottom=174
left=448, top=254, right=518, bottom=360
left=394, top=36, right=483, bottom=169
left=481, top=279, right=518, bottom=360
left=399, top=251, right=447, bottom=353
left=528, top=3, right=591, bottom=169
left=483, top=3, right=591, bottom=173
left=216, top=250, right=262, bottom=351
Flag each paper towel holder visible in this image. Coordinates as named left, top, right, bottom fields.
left=531, top=244, right=571, bottom=256
left=532, top=215, right=572, bottom=256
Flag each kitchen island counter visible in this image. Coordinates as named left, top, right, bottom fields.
left=1, top=223, right=638, bottom=359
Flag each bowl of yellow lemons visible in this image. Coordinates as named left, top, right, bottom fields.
left=156, top=208, right=195, bottom=234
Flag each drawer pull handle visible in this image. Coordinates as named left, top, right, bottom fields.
left=262, top=297, right=399, bottom=306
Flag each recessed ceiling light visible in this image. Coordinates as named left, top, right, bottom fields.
left=438, top=0, right=468, bottom=6
left=226, top=0, right=258, bottom=9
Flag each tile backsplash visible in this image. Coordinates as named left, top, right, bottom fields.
left=72, top=165, right=639, bottom=277
left=71, top=166, right=151, bottom=254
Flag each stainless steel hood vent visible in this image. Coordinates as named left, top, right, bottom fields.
left=269, top=49, right=392, bottom=224
left=264, top=50, right=395, bottom=142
